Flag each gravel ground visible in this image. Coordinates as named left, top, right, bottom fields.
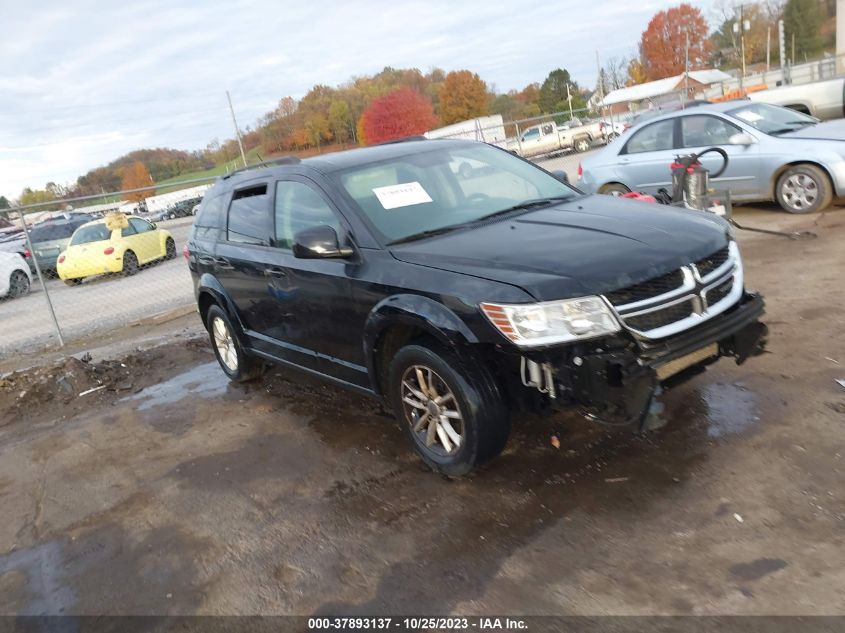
left=0, top=207, right=843, bottom=616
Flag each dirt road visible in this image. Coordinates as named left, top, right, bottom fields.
left=0, top=208, right=843, bottom=616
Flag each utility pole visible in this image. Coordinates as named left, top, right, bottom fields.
left=226, top=90, right=248, bottom=168
left=779, top=18, right=788, bottom=83
left=683, top=31, right=690, bottom=107
left=766, top=26, right=771, bottom=73
left=566, top=83, right=574, bottom=121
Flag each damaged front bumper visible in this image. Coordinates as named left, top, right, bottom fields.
left=515, top=291, right=767, bottom=428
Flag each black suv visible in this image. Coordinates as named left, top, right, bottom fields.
left=187, top=139, right=766, bottom=475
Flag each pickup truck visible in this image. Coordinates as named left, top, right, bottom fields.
left=508, top=119, right=602, bottom=157
left=749, top=77, right=845, bottom=121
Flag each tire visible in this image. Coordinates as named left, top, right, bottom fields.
left=600, top=182, right=631, bottom=197
left=206, top=305, right=266, bottom=382
left=605, top=132, right=620, bottom=142
left=388, top=343, right=510, bottom=477
left=164, top=237, right=176, bottom=260
left=775, top=164, right=833, bottom=214
left=9, top=271, right=30, bottom=298
left=122, top=251, right=139, bottom=276
left=64, top=278, right=82, bottom=287
left=574, top=137, right=591, bottom=153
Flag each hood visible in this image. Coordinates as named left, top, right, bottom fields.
left=779, top=119, right=845, bottom=141
left=390, top=196, right=730, bottom=301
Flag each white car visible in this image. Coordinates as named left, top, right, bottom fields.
left=0, top=251, right=32, bottom=299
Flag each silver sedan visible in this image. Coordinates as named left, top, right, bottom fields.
left=578, top=101, right=845, bottom=213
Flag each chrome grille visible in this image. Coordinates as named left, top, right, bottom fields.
left=695, top=246, right=730, bottom=278
left=604, top=269, right=685, bottom=305
left=602, top=242, right=743, bottom=340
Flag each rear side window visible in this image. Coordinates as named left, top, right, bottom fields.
left=196, top=194, right=224, bottom=228
left=624, top=119, right=675, bottom=154
left=227, top=184, right=270, bottom=245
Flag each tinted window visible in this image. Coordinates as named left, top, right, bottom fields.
left=196, top=194, right=225, bottom=228
left=121, top=222, right=138, bottom=237
left=625, top=119, right=675, bottom=153
left=70, top=224, right=111, bottom=245
left=274, top=181, right=341, bottom=249
left=29, top=222, right=77, bottom=242
left=227, top=185, right=270, bottom=245
left=129, top=218, right=154, bottom=233
left=681, top=115, right=740, bottom=147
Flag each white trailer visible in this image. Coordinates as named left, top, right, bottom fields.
left=143, top=184, right=212, bottom=213
left=424, top=115, right=508, bottom=148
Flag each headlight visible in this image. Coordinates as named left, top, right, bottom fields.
left=481, top=297, right=620, bottom=347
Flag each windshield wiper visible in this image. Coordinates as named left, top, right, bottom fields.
left=768, top=120, right=816, bottom=135
left=387, top=224, right=469, bottom=246
left=474, top=195, right=573, bottom=221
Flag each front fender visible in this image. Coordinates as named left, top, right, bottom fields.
left=363, top=294, right=479, bottom=395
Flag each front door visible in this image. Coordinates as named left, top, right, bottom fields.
left=677, top=114, right=761, bottom=200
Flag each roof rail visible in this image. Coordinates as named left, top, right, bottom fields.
left=220, top=155, right=301, bottom=179
left=373, top=135, right=428, bottom=146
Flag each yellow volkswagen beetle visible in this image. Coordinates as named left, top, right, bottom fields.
left=57, top=213, right=176, bottom=285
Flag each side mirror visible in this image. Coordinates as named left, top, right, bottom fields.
left=551, top=170, right=570, bottom=184
left=729, top=133, right=756, bottom=146
left=292, top=225, right=353, bottom=259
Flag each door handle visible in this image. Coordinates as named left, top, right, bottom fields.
left=265, top=267, right=287, bottom=278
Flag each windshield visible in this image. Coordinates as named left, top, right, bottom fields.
left=727, top=102, right=817, bottom=135
left=334, top=143, right=576, bottom=244
left=70, top=223, right=111, bottom=245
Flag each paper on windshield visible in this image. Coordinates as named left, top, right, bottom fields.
left=734, top=110, right=764, bottom=123
left=373, top=182, right=433, bottom=210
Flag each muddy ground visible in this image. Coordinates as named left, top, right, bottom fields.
left=0, top=207, right=843, bottom=616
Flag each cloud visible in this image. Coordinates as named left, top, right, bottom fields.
left=0, top=0, right=720, bottom=198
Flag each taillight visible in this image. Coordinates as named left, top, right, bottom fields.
left=182, top=244, right=189, bottom=261
left=577, top=163, right=583, bottom=178
left=104, top=247, right=115, bottom=255
left=599, top=122, right=605, bottom=131
left=23, top=248, right=30, bottom=258
left=58, top=255, right=65, bottom=264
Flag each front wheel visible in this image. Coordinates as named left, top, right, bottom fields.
left=9, top=271, right=30, bottom=298
left=574, top=137, right=591, bottom=153
left=775, top=164, right=832, bottom=214
left=388, top=343, right=510, bottom=477
left=63, top=278, right=82, bottom=287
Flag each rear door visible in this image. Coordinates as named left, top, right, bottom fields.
left=677, top=113, right=761, bottom=199
left=617, top=118, right=678, bottom=194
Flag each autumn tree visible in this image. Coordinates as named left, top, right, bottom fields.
left=18, top=187, right=57, bottom=207
left=640, top=3, right=712, bottom=80
left=784, top=0, right=823, bottom=61
left=360, top=88, right=437, bottom=145
left=120, top=161, right=153, bottom=202
left=0, top=196, right=10, bottom=210
left=711, top=1, right=782, bottom=67
left=439, top=70, right=489, bottom=125
left=328, top=100, right=354, bottom=144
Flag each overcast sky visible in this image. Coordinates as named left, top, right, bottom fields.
left=0, top=0, right=721, bottom=200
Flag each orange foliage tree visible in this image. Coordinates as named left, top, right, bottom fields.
left=360, top=88, right=437, bottom=145
left=439, top=70, right=489, bottom=125
left=640, top=3, right=712, bottom=81
left=120, top=161, right=153, bottom=202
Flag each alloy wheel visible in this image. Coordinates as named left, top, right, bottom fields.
left=400, top=365, right=464, bottom=455
left=212, top=316, right=238, bottom=372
